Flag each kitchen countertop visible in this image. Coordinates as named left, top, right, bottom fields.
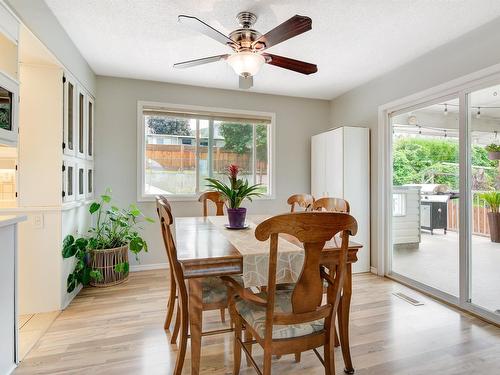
left=0, top=215, right=27, bottom=228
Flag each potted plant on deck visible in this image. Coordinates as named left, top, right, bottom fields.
left=62, top=189, right=153, bottom=292
left=205, top=164, right=263, bottom=228
left=485, top=144, right=500, bottom=160
left=479, top=191, right=500, bottom=243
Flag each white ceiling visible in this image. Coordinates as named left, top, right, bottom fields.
left=44, top=0, right=500, bottom=100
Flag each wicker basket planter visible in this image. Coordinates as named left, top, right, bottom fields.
left=90, top=245, right=129, bottom=287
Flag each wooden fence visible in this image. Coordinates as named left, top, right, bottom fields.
left=146, top=144, right=266, bottom=173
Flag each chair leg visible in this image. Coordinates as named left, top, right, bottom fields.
left=170, top=302, right=180, bottom=344
left=220, top=308, right=226, bottom=323
left=244, top=329, right=253, bottom=367
left=173, top=298, right=188, bottom=375
left=164, top=292, right=176, bottom=331
left=263, top=349, right=273, bottom=375
left=294, top=352, right=301, bottom=363
left=324, top=318, right=336, bottom=375
left=334, top=326, right=340, bottom=347
left=233, top=317, right=242, bottom=375
left=165, top=268, right=176, bottom=330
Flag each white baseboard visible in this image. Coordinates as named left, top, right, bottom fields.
left=370, top=266, right=378, bottom=275
left=130, top=263, right=169, bottom=272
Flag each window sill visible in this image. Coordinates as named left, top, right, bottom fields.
left=138, top=194, right=276, bottom=203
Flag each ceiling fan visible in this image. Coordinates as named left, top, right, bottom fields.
left=173, top=11, right=318, bottom=89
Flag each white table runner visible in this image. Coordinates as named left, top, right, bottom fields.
left=208, top=215, right=305, bottom=288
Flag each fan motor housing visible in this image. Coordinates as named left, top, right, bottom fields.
left=229, top=28, right=262, bottom=49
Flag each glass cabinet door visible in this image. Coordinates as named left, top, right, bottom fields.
left=77, top=89, right=86, bottom=158
left=63, top=76, right=76, bottom=156
left=87, top=96, right=94, bottom=160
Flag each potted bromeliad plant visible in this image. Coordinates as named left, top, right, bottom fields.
left=205, top=164, right=263, bottom=228
left=62, top=189, right=153, bottom=292
left=479, top=191, right=500, bottom=243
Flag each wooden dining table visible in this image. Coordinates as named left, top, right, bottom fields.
left=175, top=215, right=363, bottom=375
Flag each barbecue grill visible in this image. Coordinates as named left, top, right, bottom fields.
left=405, top=184, right=457, bottom=235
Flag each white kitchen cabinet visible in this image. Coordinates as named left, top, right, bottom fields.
left=0, top=215, right=25, bottom=375
left=311, top=126, right=370, bottom=273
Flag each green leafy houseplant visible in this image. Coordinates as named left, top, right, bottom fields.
left=62, top=189, right=154, bottom=293
left=479, top=191, right=500, bottom=213
left=479, top=191, right=500, bottom=243
left=484, top=144, right=500, bottom=153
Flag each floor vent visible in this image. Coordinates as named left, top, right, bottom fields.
left=393, top=292, right=424, bottom=306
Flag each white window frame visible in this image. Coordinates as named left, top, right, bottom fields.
left=137, top=100, right=276, bottom=202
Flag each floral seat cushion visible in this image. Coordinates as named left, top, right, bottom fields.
left=202, top=275, right=243, bottom=305
left=235, top=289, right=325, bottom=339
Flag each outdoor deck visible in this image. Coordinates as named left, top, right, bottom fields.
left=393, top=231, right=500, bottom=314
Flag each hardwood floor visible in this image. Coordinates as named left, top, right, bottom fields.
left=19, top=311, right=60, bottom=360
left=15, top=270, right=500, bottom=375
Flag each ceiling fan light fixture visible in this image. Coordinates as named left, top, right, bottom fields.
left=227, top=52, right=265, bottom=77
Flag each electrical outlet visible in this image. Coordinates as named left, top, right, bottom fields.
left=33, top=214, right=44, bottom=229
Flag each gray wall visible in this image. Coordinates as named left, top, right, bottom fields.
left=95, top=76, right=330, bottom=266
left=6, top=0, right=96, bottom=94
left=330, top=16, right=500, bottom=271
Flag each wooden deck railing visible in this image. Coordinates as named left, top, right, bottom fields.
left=447, top=191, right=490, bottom=236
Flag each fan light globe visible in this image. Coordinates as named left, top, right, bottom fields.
left=227, top=52, right=265, bottom=77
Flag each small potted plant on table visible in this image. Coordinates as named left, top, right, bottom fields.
left=479, top=191, right=500, bottom=243
left=205, top=164, right=263, bottom=228
left=62, top=189, right=153, bottom=292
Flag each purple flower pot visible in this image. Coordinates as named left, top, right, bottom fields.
left=227, top=207, right=247, bottom=228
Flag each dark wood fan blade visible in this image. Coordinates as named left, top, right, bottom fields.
left=252, top=15, right=312, bottom=50
left=262, top=53, right=317, bottom=75
left=239, top=75, right=253, bottom=89
left=178, top=15, right=235, bottom=47
left=173, top=54, right=230, bottom=69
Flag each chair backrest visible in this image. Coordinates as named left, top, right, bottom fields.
left=198, top=191, right=225, bottom=216
left=255, top=212, right=357, bottom=338
left=155, top=196, right=188, bottom=306
left=312, top=197, right=350, bottom=213
left=287, top=194, right=315, bottom=212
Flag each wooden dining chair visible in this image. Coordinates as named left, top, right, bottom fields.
left=156, top=196, right=241, bottom=374
left=313, top=197, right=350, bottom=213
left=223, top=212, right=357, bottom=375
left=198, top=191, right=228, bottom=322
left=287, top=193, right=315, bottom=212
left=198, top=191, right=225, bottom=216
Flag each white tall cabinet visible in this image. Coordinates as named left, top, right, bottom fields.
left=311, top=126, right=370, bottom=273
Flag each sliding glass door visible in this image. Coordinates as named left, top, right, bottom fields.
left=390, top=97, right=460, bottom=299
left=467, top=83, right=500, bottom=316
left=387, top=79, right=500, bottom=323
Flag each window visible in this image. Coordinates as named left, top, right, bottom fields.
left=138, top=102, right=274, bottom=200
left=392, top=192, right=407, bottom=217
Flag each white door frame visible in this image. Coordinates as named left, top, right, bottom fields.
left=378, top=62, right=500, bottom=324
